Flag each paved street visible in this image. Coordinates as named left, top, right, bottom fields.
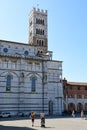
left=0, top=117, right=87, bottom=130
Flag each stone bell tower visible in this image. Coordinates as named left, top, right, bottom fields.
left=29, top=7, right=48, bottom=54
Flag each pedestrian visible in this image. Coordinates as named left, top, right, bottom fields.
left=81, top=110, right=84, bottom=118
left=30, top=111, right=35, bottom=127
left=72, top=110, right=75, bottom=117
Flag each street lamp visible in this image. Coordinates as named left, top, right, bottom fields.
left=56, top=77, right=63, bottom=115
left=42, top=60, right=47, bottom=113
left=15, top=53, right=24, bottom=113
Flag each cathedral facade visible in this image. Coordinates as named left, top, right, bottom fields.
left=0, top=8, right=63, bottom=115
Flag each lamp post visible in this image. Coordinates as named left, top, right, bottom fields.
left=15, top=53, right=24, bottom=113
left=42, top=60, right=47, bottom=113
left=56, top=78, right=63, bottom=115
left=42, top=60, right=44, bottom=113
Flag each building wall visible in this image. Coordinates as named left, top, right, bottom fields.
left=0, top=7, right=63, bottom=116
left=63, top=79, right=87, bottom=113
left=0, top=40, right=63, bottom=115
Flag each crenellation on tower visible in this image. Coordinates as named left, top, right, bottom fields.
left=32, top=7, right=47, bottom=14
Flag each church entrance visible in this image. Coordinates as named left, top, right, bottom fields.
left=49, top=100, right=53, bottom=115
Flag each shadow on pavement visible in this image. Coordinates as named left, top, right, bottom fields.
left=0, top=125, right=37, bottom=130
left=42, top=126, right=55, bottom=129
left=34, top=125, right=55, bottom=129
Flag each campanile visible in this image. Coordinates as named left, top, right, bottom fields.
left=29, top=8, right=48, bottom=54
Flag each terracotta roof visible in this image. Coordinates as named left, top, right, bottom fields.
left=67, top=82, right=87, bottom=86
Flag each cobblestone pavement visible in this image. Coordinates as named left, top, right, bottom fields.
left=0, top=117, right=87, bottom=130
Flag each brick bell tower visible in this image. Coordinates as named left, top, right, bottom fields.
left=29, top=7, right=48, bottom=54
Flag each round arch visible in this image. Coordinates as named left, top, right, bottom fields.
left=25, top=72, right=42, bottom=79
left=84, top=103, right=87, bottom=111
left=48, top=100, right=53, bottom=115
left=0, top=71, right=19, bottom=78
left=68, top=103, right=75, bottom=112
left=77, top=103, right=83, bottom=112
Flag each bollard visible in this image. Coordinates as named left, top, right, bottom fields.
left=40, top=113, right=45, bottom=127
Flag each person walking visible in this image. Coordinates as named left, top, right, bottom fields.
left=30, top=112, right=35, bottom=127
left=72, top=110, right=75, bottom=117
left=81, top=110, right=84, bottom=118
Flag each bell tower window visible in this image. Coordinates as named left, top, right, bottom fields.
left=42, top=40, right=43, bottom=46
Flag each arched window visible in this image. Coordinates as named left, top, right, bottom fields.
left=49, top=100, right=53, bottom=115
left=38, top=29, right=40, bottom=35
left=43, top=30, right=44, bottom=35
left=31, top=77, right=37, bottom=92
left=42, top=20, right=44, bottom=25
left=40, top=29, right=42, bottom=35
left=37, top=40, right=39, bottom=45
left=6, top=75, right=12, bottom=91
left=85, top=86, right=87, bottom=90
left=42, top=40, right=43, bottom=46
left=39, top=40, right=41, bottom=46
left=41, top=20, right=42, bottom=24
left=36, top=29, right=38, bottom=34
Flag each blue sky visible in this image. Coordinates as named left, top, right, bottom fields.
left=0, top=0, right=87, bottom=82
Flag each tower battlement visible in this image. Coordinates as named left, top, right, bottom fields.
left=32, top=7, right=47, bottom=14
